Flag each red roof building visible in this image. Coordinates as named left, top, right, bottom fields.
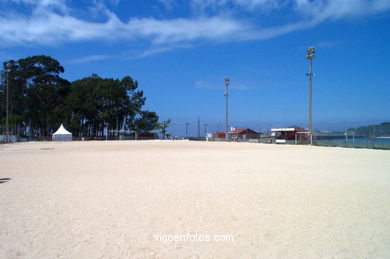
left=214, top=132, right=226, bottom=139
left=271, top=128, right=309, bottom=143
left=229, top=128, right=261, bottom=140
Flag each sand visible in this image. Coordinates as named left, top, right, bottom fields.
left=0, top=140, right=389, bottom=258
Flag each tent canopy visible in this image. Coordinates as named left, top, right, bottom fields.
left=52, top=124, right=72, bottom=141
left=53, top=124, right=72, bottom=135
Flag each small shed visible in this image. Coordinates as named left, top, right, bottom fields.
left=271, top=128, right=308, bottom=143
left=52, top=124, right=72, bottom=141
left=230, top=128, right=261, bottom=140
left=214, top=132, right=226, bottom=139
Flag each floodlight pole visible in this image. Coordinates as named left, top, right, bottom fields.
left=224, top=78, right=230, bottom=140
left=185, top=122, right=190, bottom=138
left=309, top=57, right=313, bottom=145
left=197, top=116, right=200, bottom=138
left=306, top=47, right=315, bottom=145
left=5, top=63, right=11, bottom=143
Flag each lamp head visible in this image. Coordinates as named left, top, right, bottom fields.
left=224, top=78, right=230, bottom=87
left=306, top=47, right=315, bottom=59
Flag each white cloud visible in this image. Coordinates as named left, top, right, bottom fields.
left=294, top=0, right=390, bottom=22
left=0, top=0, right=389, bottom=54
left=67, top=54, right=113, bottom=64
left=191, top=0, right=280, bottom=12
left=131, top=16, right=253, bottom=44
left=0, top=10, right=254, bottom=46
left=195, top=80, right=221, bottom=89
left=7, top=0, right=69, bottom=13
left=0, top=11, right=123, bottom=45
left=191, top=0, right=390, bottom=19
left=137, top=43, right=194, bottom=58
left=158, top=0, right=174, bottom=9
left=109, top=0, right=121, bottom=7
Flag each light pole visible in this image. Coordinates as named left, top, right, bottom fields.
left=5, top=62, right=11, bottom=143
left=224, top=78, right=230, bottom=140
left=185, top=122, right=190, bottom=138
left=197, top=116, right=200, bottom=138
left=306, top=47, right=315, bottom=145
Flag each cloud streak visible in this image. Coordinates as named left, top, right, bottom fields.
left=0, top=0, right=389, bottom=54
left=0, top=10, right=253, bottom=47
left=66, top=54, right=113, bottom=64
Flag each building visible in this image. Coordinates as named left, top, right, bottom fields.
left=271, top=128, right=308, bottom=143
left=229, top=128, right=261, bottom=140
left=119, top=131, right=159, bottom=140
left=214, top=132, right=226, bottom=139
left=138, top=132, right=159, bottom=140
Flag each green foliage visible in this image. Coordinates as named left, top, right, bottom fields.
left=133, top=111, right=159, bottom=132
left=0, top=114, right=24, bottom=124
left=0, top=56, right=158, bottom=138
left=159, top=119, right=171, bottom=139
left=1, top=56, right=70, bottom=136
left=66, top=74, right=147, bottom=137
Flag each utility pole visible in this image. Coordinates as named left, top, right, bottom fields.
left=106, top=123, right=109, bottom=141
left=185, top=122, right=190, bottom=138
left=197, top=117, right=200, bottom=138
left=224, top=78, right=230, bottom=140
left=306, top=47, right=315, bottom=145
left=5, top=62, right=11, bottom=143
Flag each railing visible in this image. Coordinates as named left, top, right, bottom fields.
left=315, top=139, right=390, bottom=149
left=209, top=136, right=390, bottom=150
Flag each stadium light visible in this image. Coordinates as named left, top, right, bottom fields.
left=306, top=47, right=315, bottom=145
left=224, top=78, right=230, bottom=140
left=5, top=62, right=11, bottom=143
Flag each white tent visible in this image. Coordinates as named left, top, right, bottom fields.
left=52, top=124, right=72, bottom=141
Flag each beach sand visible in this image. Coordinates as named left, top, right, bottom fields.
left=1, top=140, right=389, bottom=258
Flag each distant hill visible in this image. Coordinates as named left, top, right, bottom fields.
left=347, top=122, right=390, bottom=137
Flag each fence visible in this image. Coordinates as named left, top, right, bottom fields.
left=315, top=138, right=390, bottom=150
left=0, top=135, right=17, bottom=143
left=208, top=136, right=390, bottom=150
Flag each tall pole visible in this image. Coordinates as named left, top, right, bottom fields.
left=224, top=78, right=230, bottom=140
left=5, top=63, right=10, bottom=143
left=197, top=116, right=200, bottom=138
left=185, top=122, right=190, bottom=138
left=306, top=47, right=315, bottom=145
left=309, top=58, right=313, bottom=145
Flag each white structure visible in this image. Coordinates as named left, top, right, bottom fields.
left=0, top=135, right=17, bottom=143
left=52, top=124, right=72, bottom=141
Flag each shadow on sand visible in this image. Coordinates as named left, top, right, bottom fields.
left=0, top=178, right=11, bottom=184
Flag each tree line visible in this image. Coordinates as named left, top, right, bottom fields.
left=0, top=55, right=166, bottom=139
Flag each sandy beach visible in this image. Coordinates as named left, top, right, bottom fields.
left=0, top=140, right=389, bottom=258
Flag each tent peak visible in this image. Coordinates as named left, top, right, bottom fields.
left=53, top=124, right=72, bottom=135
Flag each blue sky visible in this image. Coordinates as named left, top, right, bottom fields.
left=1, top=0, right=390, bottom=134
